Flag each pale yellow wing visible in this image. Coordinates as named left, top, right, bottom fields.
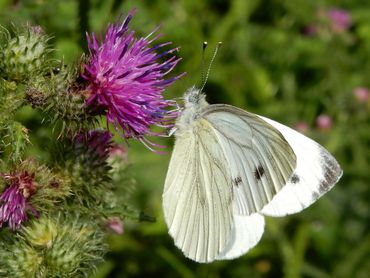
left=163, top=119, right=234, bottom=263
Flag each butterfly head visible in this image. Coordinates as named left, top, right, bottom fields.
left=172, top=87, right=208, bottom=133
left=183, top=87, right=208, bottom=108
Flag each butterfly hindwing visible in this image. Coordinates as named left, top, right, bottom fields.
left=216, top=213, right=265, bottom=260
left=163, top=118, right=234, bottom=263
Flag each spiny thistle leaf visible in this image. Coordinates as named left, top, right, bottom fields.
left=0, top=78, right=29, bottom=162
left=0, top=121, right=30, bottom=163
left=0, top=78, right=24, bottom=122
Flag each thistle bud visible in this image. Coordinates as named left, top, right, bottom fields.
left=66, top=130, right=113, bottom=206
left=2, top=243, right=43, bottom=277
left=0, top=214, right=107, bottom=277
left=0, top=26, right=51, bottom=81
left=44, top=215, right=106, bottom=276
left=25, top=64, right=95, bottom=135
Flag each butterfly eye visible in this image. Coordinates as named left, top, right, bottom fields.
left=184, top=88, right=201, bottom=104
left=188, top=93, right=199, bottom=103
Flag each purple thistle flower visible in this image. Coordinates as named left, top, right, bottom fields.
left=0, top=171, right=38, bottom=230
left=327, top=8, right=352, bottom=33
left=316, top=114, right=332, bottom=131
left=82, top=10, right=184, bottom=152
left=353, top=87, right=370, bottom=103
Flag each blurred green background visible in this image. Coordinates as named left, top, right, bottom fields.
left=1, top=0, right=369, bottom=277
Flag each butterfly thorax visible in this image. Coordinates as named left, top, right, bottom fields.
left=175, top=87, right=209, bottom=133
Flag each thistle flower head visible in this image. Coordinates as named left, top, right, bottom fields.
left=327, top=8, right=352, bottom=33
left=0, top=171, right=38, bottom=230
left=316, top=114, right=332, bottom=131
left=353, top=87, right=370, bottom=103
left=82, top=10, right=184, bottom=151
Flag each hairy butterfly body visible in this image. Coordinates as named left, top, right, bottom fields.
left=163, top=87, right=342, bottom=263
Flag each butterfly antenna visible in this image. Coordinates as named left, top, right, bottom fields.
left=200, top=41, right=222, bottom=92
left=200, top=41, right=208, bottom=88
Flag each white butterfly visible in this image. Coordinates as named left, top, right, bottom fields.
left=162, top=87, right=342, bottom=263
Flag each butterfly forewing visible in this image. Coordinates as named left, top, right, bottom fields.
left=163, top=119, right=234, bottom=263
left=202, top=104, right=297, bottom=215
left=259, top=116, right=343, bottom=216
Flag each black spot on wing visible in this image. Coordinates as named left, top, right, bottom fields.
left=233, top=176, right=242, bottom=187
left=254, top=165, right=265, bottom=180
left=291, top=174, right=300, bottom=184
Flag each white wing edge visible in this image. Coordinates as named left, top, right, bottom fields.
left=216, top=213, right=265, bottom=260
left=258, top=116, right=343, bottom=217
